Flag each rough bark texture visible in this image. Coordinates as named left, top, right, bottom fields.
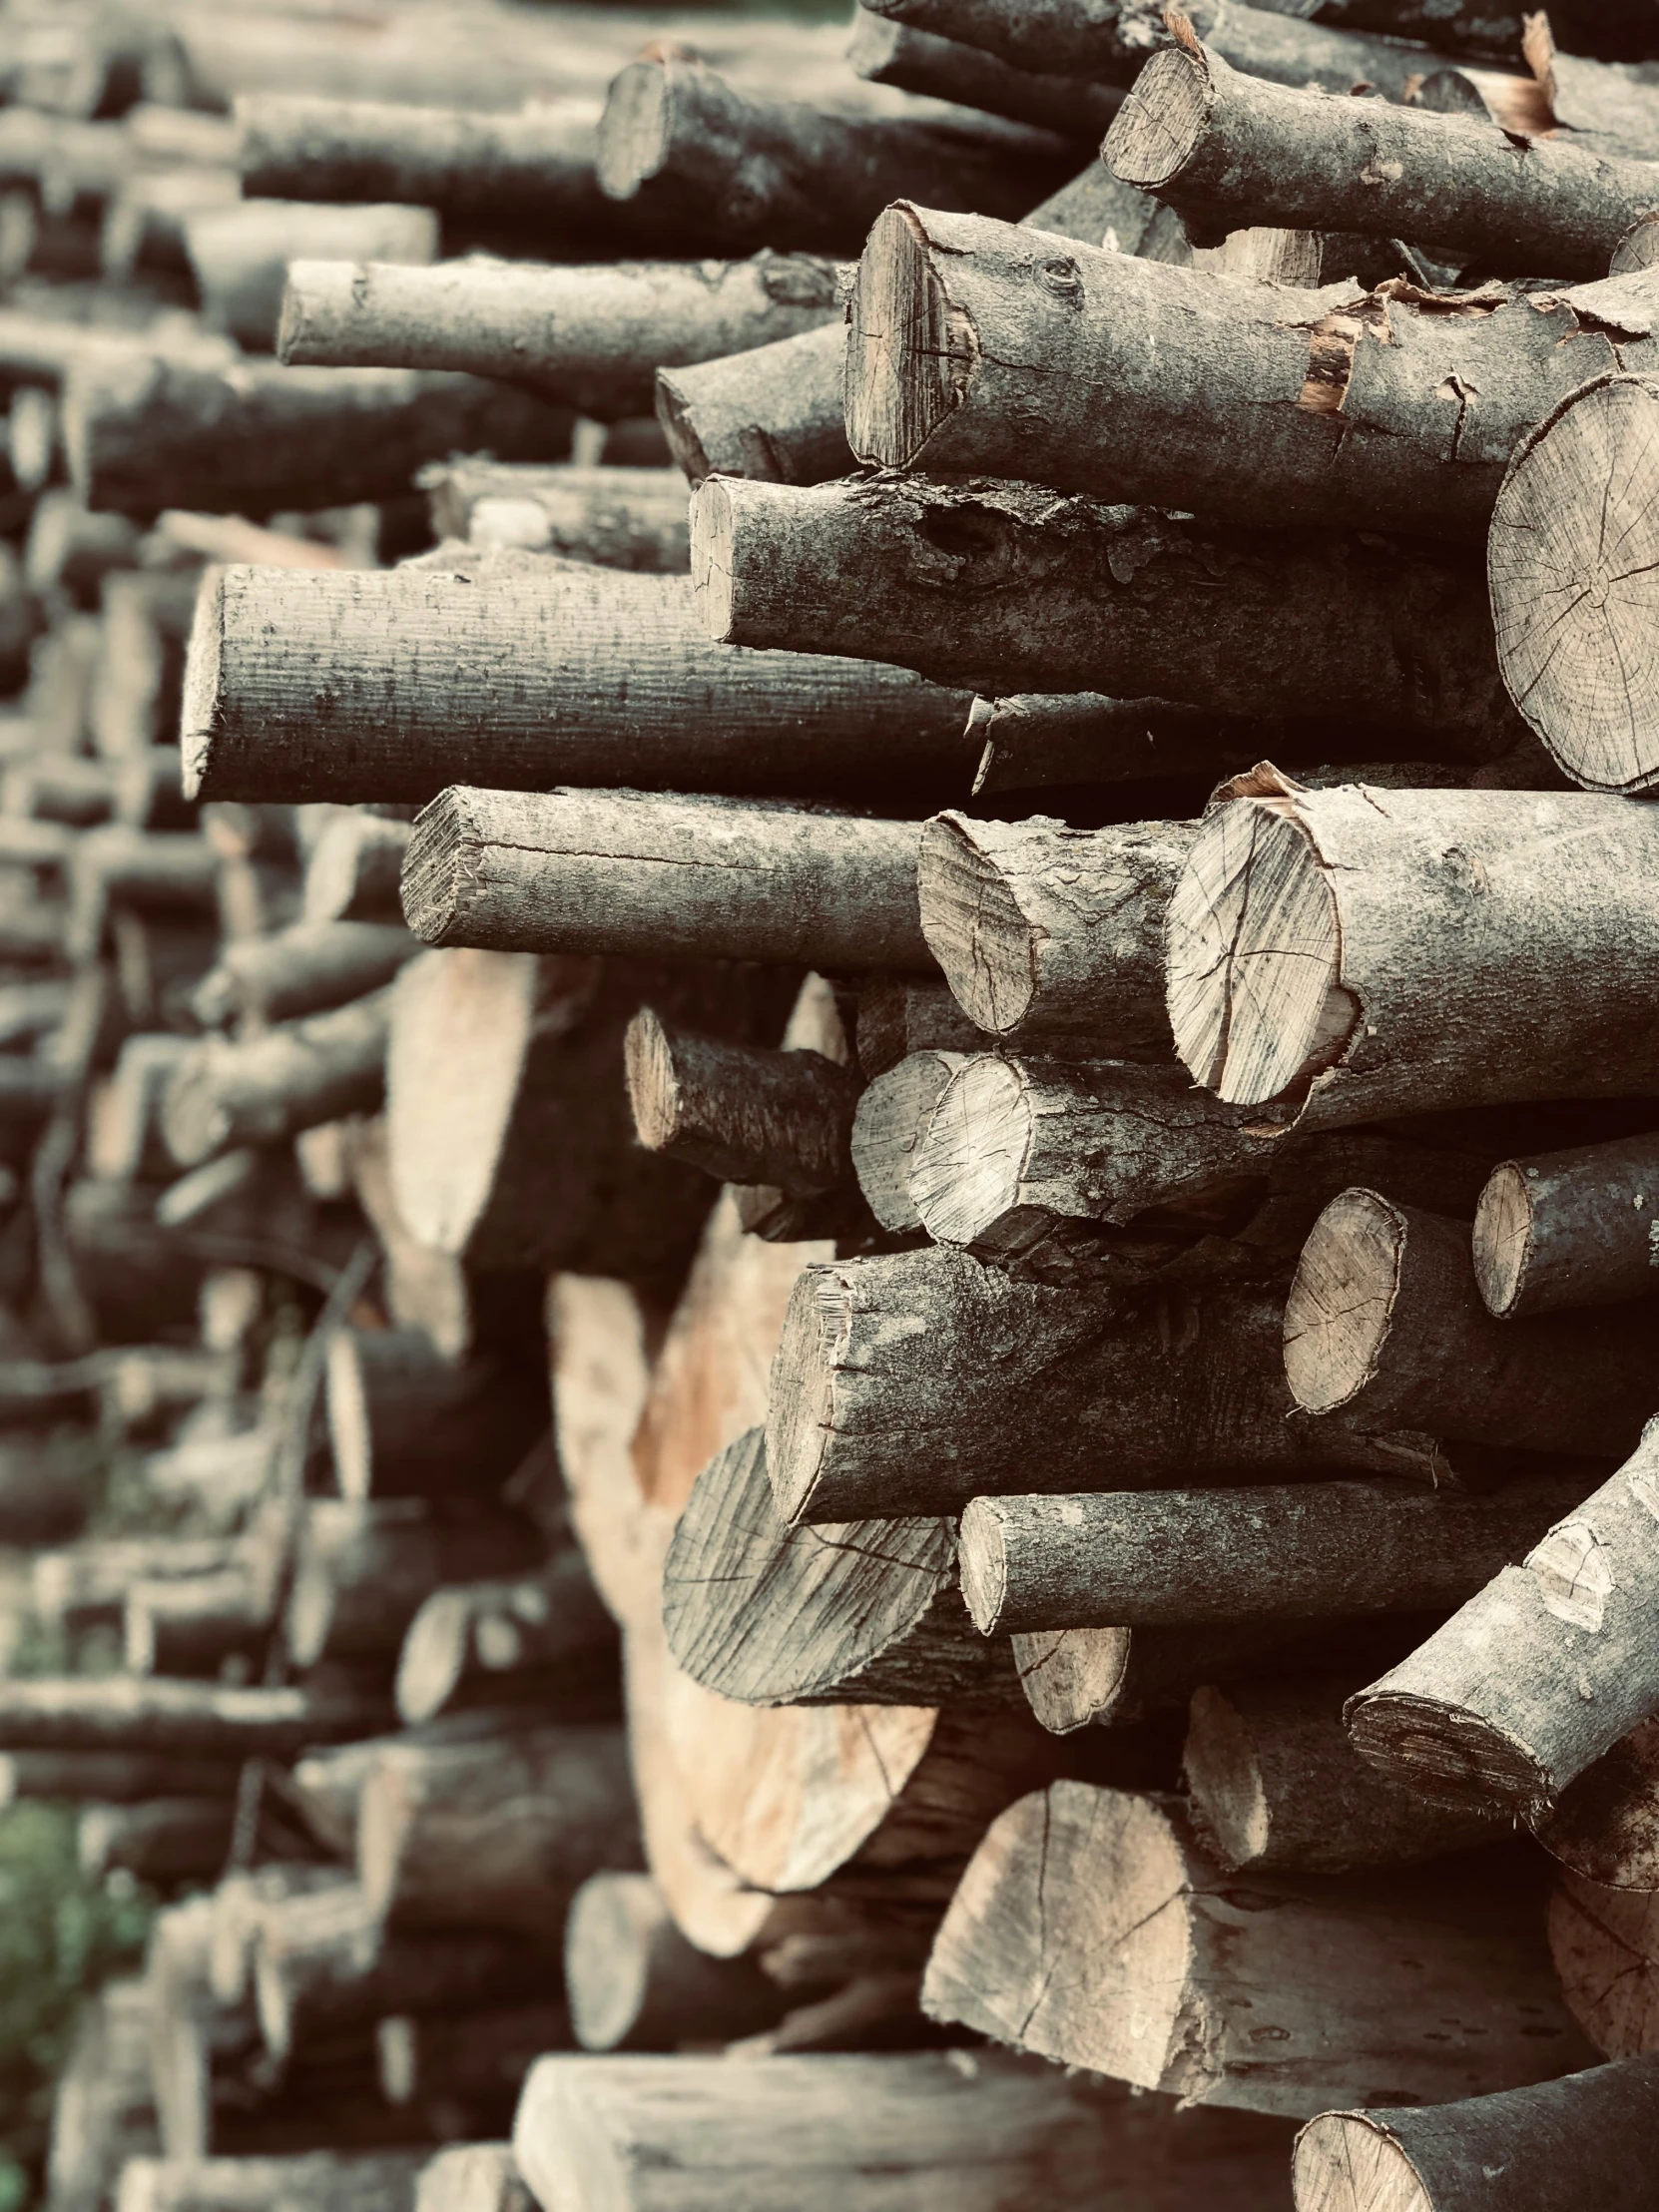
left=192, top=920, right=417, bottom=1029
left=393, top=1556, right=617, bottom=1725
left=1348, top=1420, right=1659, bottom=1820
left=283, top=1499, right=538, bottom=1667
left=691, top=475, right=1528, bottom=759
left=183, top=558, right=974, bottom=808
left=849, top=1047, right=966, bottom=1231
left=848, top=204, right=1659, bottom=539
left=564, top=1872, right=785, bottom=2051
left=1474, top=1132, right=1659, bottom=1318
left=160, top=988, right=393, bottom=1169
left=656, top=321, right=853, bottom=489
left=965, top=692, right=1269, bottom=796
left=1104, top=39, right=1659, bottom=277
left=1168, top=771, right=1659, bottom=1130
left=923, top=1784, right=1591, bottom=2113
left=848, top=9, right=1121, bottom=139
left=323, top=1326, right=547, bottom=1503
left=277, top=252, right=843, bottom=419
left=0, top=1678, right=388, bottom=1756
left=625, top=1008, right=859, bottom=1196
left=420, top=460, right=690, bottom=572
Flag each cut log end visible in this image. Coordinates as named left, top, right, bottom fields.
left=915, top=812, right=1035, bottom=1036
left=956, top=1497, right=1008, bottom=1635
left=1103, top=44, right=1212, bottom=192
left=1292, top=2113, right=1430, bottom=2212
left=622, top=1008, right=682, bottom=1155
left=399, top=796, right=470, bottom=945
left=596, top=60, right=670, bottom=201
left=764, top=1269, right=839, bottom=1524
left=394, top=1589, right=469, bottom=1725
left=1283, top=1187, right=1405, bottom=1416
left=1183, top=1684, right=1272, bottom=1872
left=1611, top=215, right=1659, bottom=274
left=1345, top=1686, right=1552, bottom=1821
left=844, top=203, right=970, bottom=471
left=909, top=1056, right=1028, bottom=1249
left=178, top=567, right=227, bottom=805
left=1011, top=1624, right=1130, bottom=1733
left=1471, top=1161, right=1532, bottom=1319
left=564, top=1874, right=652, bottom=2050
left=324, top=1329, right=372, bottom=1502
left=687, top=477, right=737, bottom=642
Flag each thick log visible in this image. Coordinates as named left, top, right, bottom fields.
left=193, top=921, right=417, bottom=1029
left=394, top=1557, right=617, bottom=1725
left=324, top=1326, right=547, bottom=1503
left=65, top=354, right=569, bottom=520
left=625, top=1008, right=860, bottom=1197
left=420, top=461, right=689, bottom=572
left=354, top=1722, right=640, bottom=1931
left=1348, top=1422, right=1659, bottom=1822
left=186, top=200, right=438, bottom=349
left=0, top=1748, right=241, bottom=1803
left=966, top=691, right=1266, bottom=795
left=304, top=814, right=413, bottom=924
left=656, top=321, right=852, bottom=489
left=413, top=2146, right=529, bottom=2212
left=1105, top=37, right=1659, bottom=277
left=564, top=1872, right=785, bottom=2051
left=847, top=9, right=1120, bottom=139
left=690, top=475, right=1527, bottom=759
left=1168, top=770, right=1659, bottom=1129
left=161, top=988, right=393, bottom=1168
left=664, top=1424, right=1020, bottom=1707
left=848, top=205, right=1658, bottom=539
left=767, top=1245, right=1448, bottom=1524
left=284, top=1499, right=539, bottom=1666
left=277, top=253, right=841, bottom=419
left=0, top=1677, right=388, bottom=1755
left=1284, top=1191, right=1659, bottom=1458
left=925, top=1783, right=1589, bottom=2110
left=117, top=2156, right=426, bottom=2212
left=183, top=560, right=973, bottom=807
left=1474, top=1133, right=1659, bottom=1318
left=402, top=791, right=931, bottom=971
left=1184, top=1680, right=1499, bottom=1874
left=78, top=1798, right=236, bottom=1886
left=849, top=1047, right=966, bottom=1231
left=1549, top=1875, right=1659, bottom=2056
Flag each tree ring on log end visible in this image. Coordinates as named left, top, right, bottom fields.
left=910, top=1057, right=1029, bottom=1249
left=1471, top=1160, right=1533, bottom=1319
left=845, top=204, right=975, bottom=470
left=1344, top=1685, right=1551, bottom=1821
left=915, top=813, right=1035, bottom=1035
left=1103, top=45, right=1213, bottom=192
left=596, top=60, right=671, bottom=200
left=1283, top=1186, right=1405, bottom=1415
left=1292, top=2113, right=1431, bottom=2212
left=622, top=1006, right=683, bottom=1155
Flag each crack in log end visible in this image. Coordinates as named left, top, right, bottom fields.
left=1103, top=43, right=1212, bottom=192
left=1298, top=314, right=1364, bottom=416
left=846, top=205, right=976, bottom=470
left=1345, top=1680, right=1554, bottom=1820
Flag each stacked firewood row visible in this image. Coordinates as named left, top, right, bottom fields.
left=9, top=0, right=1659, bottom=2207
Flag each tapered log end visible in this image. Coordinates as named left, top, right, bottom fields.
left=394, top=1590, right=470, bottom=1726
left=179, top=566, right=230, bottom=804
left=398, top=792, right=474, bottom=945
left=1183, top=1685, right=1272, bottom=1872
left=623, top=1008, right=681, bottom=1156
left=957, top=1499, right=1009, bottom=1634
left=845, top=204, right=972, bottom=470
left=1166, top=791, right=1350, bottom=1108
left=596, top=60, right=670, bottom=201
left=687, top=477, right=737, bottom=641
left=1103, top=44, right=1213, bottom=191
left=1345, top=1677, right=1552, bottom=1822
left=916, top=812, right=1035, bottom=1035
left=1489, top=374, right=1659, bottom=795
left=911, top=1055, right=1028, bottom=1250
left=1283, top=1187, right=1404, bottom=1415
left=1472, top=1161, right=1532, bottom=1319
left=1291, top=2113, right=1426, bottom=2212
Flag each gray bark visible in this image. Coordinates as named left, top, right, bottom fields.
left=0, top=1677, right=389, bottom=1755
left=393, top=1557, right=616, bottom=1726
left=277, top=252, right=843, bottom=419
left=184, top=199, right=438, bottom=350
left=183, top=558, right=974, bottom=808
left=324, top=1327, right=547, bottom=1503
left=302, top=814, right=412, bottom=925
left=193, top=921, right=417, bottom=1029
left=419, top=461, right=689, bottom=572
left=1347, top=1420, right=1659, bottom=1820
left=849, top=1047, right=968, bottom=1230
left=124, top=1569, right=271, bottom=1679
left=1474, top=1133, right=1659, bottom=1318
left=691, top=475, right=1528, bottom=760
left=283, top=1498, right=538, bottom=1667
left=966, top=692, right=1271, bottom=797
left=564, top=1872, right=785, bottom=2051
left=656, top=322, right=853, bottom=488
left=161, top=987, right=393, bottom=1168
left=847, top=9, right=1121, bottom=140
left=625, top=1008, right=860, bottom=1196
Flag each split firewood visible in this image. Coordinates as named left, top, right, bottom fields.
left=283, top=1498, right=539, bottom=1666
left=324, top=1326, right=547, bottom=1503
left=0, top=1676, right=389, bottom=1756
left=413, top=2146, right=530, bottom=2212
left=303, top=814, right=413, bottom=926
left=0, top=1748, right=242, bottom=1803
left=183, top=559, right=973, bottom=807
left=655, top=322, right=853, bottom=488
left=117, top=2156, right=428, bottom=2212
left=419, top=460, right=690, bottom=572
left=690, top=476, right=1527, bottom=760
left=847, top=9, right=1121, bottom=139
left=401, top=791, right=933, bottom=971
left=1105, top=37, right=1659, bottom=277
left=65, top=354, right=570, bottom=519
left=1347, top=1421, right=1659, bottom=1822
left=78, top=1797, right=237, bottom=1886
left=849, top=1048, right=967, bottom=1231
left=277, top=252, right=843, bottom=419
left=393, top=1557, right=617, bottom=1726
left=1167, top=770, right=1659, bottom=1129
left=925, top=1782, right=1589, bottom=2108
left=1473, top=1131, right=1659, bottom=1318
left=848, top=204, right=1659, bottom=539
left=193, top=920, right=417, bottom=1029
left=1549, top=1874, right=1659, bottom=2056
left=564, top=1872, right=786, bottom=2051
left=161, top=987, right=393, bottom=1168
left=185, top=199, right=438, bottom=350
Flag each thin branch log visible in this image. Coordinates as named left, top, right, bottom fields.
left=655, top=321, right=852, bottom=488
left=193, top=920, right=417, bottom=1029
left=419, top=460, right=690, bottom=571
left=161, top=988, right=393, bottom=1168
left=847, top=8, right=1121, bottom=138
left=625, top=1008, right=860, bottom=1196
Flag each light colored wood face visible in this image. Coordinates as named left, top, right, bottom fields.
left=1293, top=2114, right=1431, bottom=2212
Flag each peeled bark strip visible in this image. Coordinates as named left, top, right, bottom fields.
left=961, top=1472, right=1595, bottom=1634
left=1105, top=40, right=1659, bottom=278
left=848, top=10, right=1121, bottom=140
left=0, top=1677, right=388, bottom=1756
left=65, top=355, right=569, bottom=520
left=923, top=1783, right=1590, bottom=2112
left=656, top=322, right=853, bottom=488
left=849, top=1048, right=966, bottom=1231
left=1550, top=1876, right=1659, bottom=2057
left=277, top=253, right=841, bottom=419
left=848, top=205, right=1658, bottom=539
left=1292, top=2058, right=1659, bottom=2212
left=691, top=476, right=1526, bottom=758
left=1168, top=772, right=1659, bottom=1130
left=1474, top=1132, right=1659, bottom=1318
left=161, top=988, right=393, bottom=1168
left=564, top=1872, right=784, bottom=2051
left=324, top=1326, right=547, bottom=1503
left=403, top=790, right=931, bottom=971
left=1285, top=1191, right=1659, bottom=1458
left=394, top=1557, right=617, bottom=1726
left=1185, top=1680, right=1499, bottom=1874
left=420, top=461, right=690, bottom=572
left=1348, top=1423, right=1659, bottom=1821
left=304, top=816, right=412, bottom=926
left=663, top=1425, right=1020, bottom=1707
left=184, top=560, right=973, bottom=808
left=625, top=1008, right=860, bottom=1196
left=193, top=920, right=417, bottom=1030
left=284, top=1499, right=537, bottom=1667
left=768, top=1245, right=1446, bottom=1523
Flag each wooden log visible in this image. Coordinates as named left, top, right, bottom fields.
left=193, top=920, right=417, bottom=1029
left=1549, top=1874, right=1659, bottom=2056
left=664, top=1424, right=1021, bottom=1708
left=0, top=1677, right=388, bottom=1755
left=303, top=813, right=413, bottom=926
left=849, top=1047, right=966, bottom=1231
left=419, top=461, right=689, bottom=572
left=564, top=1872, right=785, bottom=2051
left=394, top=1557, right=617, bottom=1725
left=1105, top=36, right=1659, bottom=277
left=186, top=200, right=438, bottom=350
left=162, top=988, right=393, bottom=1168
left=35, top=1534, right=260, bottom=1637
left=184, top=560, right=973, bottom=807
left=0, top=1748, right=242, bottom=1803
left=284, top=1499, right=539, bottom=1666
left=376, top=2000, right=570, bottom=2113
left=65, top=354, right=570, bottom=520
left=118, top=2155, right=427, bottom=2212
left=354, top=1722, right=640, bottom=1931
left=625, top=1008, right=860, bottom=1197
left=852, top=975, right=986, bottom=1077
left=964, top=692, right=1267, bottom=798
left=924, top=1782, right=1590, bottom=2110
left=690, top=476, right=1527, bottom=760
left=655, top=321, right=853, bottom=489
left=1184, top=1679, right=1500, bottom=1874
left=768, top=1245, right=1449, bottom=1524
left=847, top=8, right=1120, bottom=139
left=124, top=1568, right=271, bottom=1679
left=1167, top=770, right=1659, bottom=1129
left=277, top=253, right=841, bottom=419
left=79, top=1798, right=236, bottom=1886
left=403, top=792, right=932, bottom=970
left=324, top=1327, right=547, bottom=1503
left=1474, top=1133, right=1659, bottom=1319
left=46, top=1978, right=159, bottom=2212
left=1348, top=1422, right=1659, bottom=1822
left=67, top=825, right=220, bottom=961
left=849, top=205, right=1657, bottom=540
left=413, top=2146, right=529, bottom=2212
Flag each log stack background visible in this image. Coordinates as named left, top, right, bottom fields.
left=0, top=0, right=1657, bottom=2207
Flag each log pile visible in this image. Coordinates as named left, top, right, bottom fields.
left=8, top=0, right=1659, bottom=2206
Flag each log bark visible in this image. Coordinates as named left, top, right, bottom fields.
left=690, top=475, right=1527, bottom=759
left=183, top=559, right=974, bottom=808
left=78, top=1798, right=236, bottom=1886
left=284, top=1499, right=539, bottom=1667
left=0, top=1677, right=388, bottom=1755
left=925, top=1783, right=1590, bottom=2111
left=1474, top=1132, right=1659, bottom=1318
left=848, top=204, right=1659, bottom=539
left=393, top=1556, right=617, bottom=1726
left=66, top=354, right=570, bottom=520
left=286, top=1715, right=498, bottom=1860
left=1184, top=1679, right=1500, bottom=1874
left=277, top=253, right=842, bottom=419
left=124, top=1568, right=271, bottom=1679
left=961, top=1472, right=1596, bottom=1633
left=402, top=791, right=932, bottom=971
left=1168, top=770, right=1659, bottom=1130
left=1284, top=1190, right=1659, bottom=1457
left=847, top=9, right=1121, bottom=139
left=625, top=1008, right=860, bottom=1196
left=419, top=461, right=689, bottom=572
left=117, top=2156, right=427, bottom=2212
left=1104, top=37, right=1659, bottom=277
left=67, top=825, right=220, bottom=962
left=655, top=321, right=853, bottom=488
left=595, top=51, right=1075, bottom=255
left=663, top=1424, right=1021, bottom=1707
left=514, top=2047, right=1296, bottom=2212
left=161, top=988, right=393, bottom=1168
left=767, top=1245, right=1450, bottom=1523
left=303, top=815, right=412, bottom=925
left=848, top=1047, right=966, bottom=1231
left=323, top=1326, right=547, bottom=1503
left=563, top=1872, right=785, bottom=2051
left=852, top=974, right=986, bottom=1077
left=193, top=921, right=417, bottom=1030
left=185, top=199, right=438, bottom=350
left=34, top=1535, right=266, bottom=1636
left=1347, top=1421, right=1659, bottom=1822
